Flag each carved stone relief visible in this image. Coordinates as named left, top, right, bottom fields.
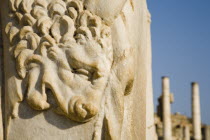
left=5, top=0, right=113, bottom=122
left=0, top=0, right=152, bottom=139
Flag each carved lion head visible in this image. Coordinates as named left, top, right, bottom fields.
left=6, top=0, right=113, bottom=122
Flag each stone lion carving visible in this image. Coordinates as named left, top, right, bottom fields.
left=5, top=0, right=113, bottom=122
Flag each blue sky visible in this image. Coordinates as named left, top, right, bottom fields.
left=147, top=0, right=210, bottom=125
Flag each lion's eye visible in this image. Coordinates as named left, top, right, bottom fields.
left=73, top=68, right=90, bottom=80
left=75, top=69, right=89, bottom=76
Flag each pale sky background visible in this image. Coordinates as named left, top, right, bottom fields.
left=147, top=0, right=210, bottom=125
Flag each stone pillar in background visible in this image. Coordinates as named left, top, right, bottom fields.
left=162, top=77, right=173, bottom=140
left=192, top=82, right=202, bottom=140
left=184, top=125, right=190, bottom=140
left=204, top=125, right=210, bottom=140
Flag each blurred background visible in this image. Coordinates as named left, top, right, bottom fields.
left=147, top=0, right=210, bottom=125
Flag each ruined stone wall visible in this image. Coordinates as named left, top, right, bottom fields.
left=155, top=113, right=210, bottom=140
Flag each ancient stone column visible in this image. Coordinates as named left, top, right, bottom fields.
left=204, top=125, right=210, bottom=140
left=162, top=77, right=172, bottom=140
left=184, top=125, right=190, bottom=140
left=192, top=82, right=202, bottom=140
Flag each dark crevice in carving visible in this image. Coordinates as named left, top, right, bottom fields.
left=124, top=79, right=134, bottom=96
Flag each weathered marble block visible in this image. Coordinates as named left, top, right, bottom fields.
left=0, top=0, right=153, bottom=139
